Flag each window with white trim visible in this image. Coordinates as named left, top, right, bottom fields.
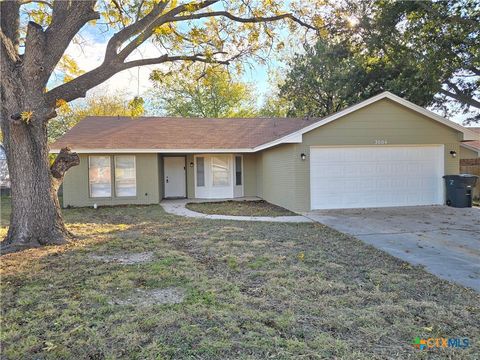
left=89, top=156, right=111, bottom=197
left=115, top=155, right=136, bottom=196
left=235, top=156, right=242, bottom=186
left=212, top=155, right=229, bottom=186
left=196, top=157, right=205, bottom=187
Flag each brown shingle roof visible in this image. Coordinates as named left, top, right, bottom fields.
left=464, top=127, right=480, bottom=150
left=51, top=116, right=317, bottom=151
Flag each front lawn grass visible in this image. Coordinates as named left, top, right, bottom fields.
left=186, top=200, right=296, bottom=217
left=1, top=199, right=479, bottom=359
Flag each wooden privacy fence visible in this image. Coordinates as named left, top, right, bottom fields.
left=460, top=158, right=480, bottom=200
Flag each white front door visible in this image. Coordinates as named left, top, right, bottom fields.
left=164, top=157, right=186, bottom=198
left=310, top=145, right=444, bottom=209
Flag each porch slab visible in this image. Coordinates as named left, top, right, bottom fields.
left=160, top=199, right=313, bottom=223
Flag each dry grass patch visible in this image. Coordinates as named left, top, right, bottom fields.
left=90, top=251, right=154, bottom=264
left=186, top=200, right=296, bottom=217
left=1, top=199, right=479, bottom=359
left=109, top=287, right=186, bottom=306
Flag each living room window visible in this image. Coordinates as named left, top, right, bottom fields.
left=89, top=156, right=111, bottom=197
left=114, top=155, right=136, bottom=197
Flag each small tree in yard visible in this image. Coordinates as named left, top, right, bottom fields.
left=48, top=93, right=145, bottom=143
left=0, top=0, right=316, bottom=249
left=151, top=65, right=257, bottom=118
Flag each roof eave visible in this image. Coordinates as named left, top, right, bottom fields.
left=460, top=143, right=480, bottom=155
left=49, top=148, right=257, bottom=154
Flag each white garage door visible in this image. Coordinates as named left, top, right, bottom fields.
left=310, top=146, right=444, bottom=209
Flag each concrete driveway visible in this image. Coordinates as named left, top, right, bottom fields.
left=305, top=206, right=480, bottom=292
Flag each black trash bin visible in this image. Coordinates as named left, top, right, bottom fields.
left=443, top=174, right=478, bottom=208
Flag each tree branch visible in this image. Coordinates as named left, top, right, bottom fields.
left=122, top=52, right=231, bottom=68
left=41, top=0, right=99, bottom=81
left=19, top=0, right=52, bottom=8
left=416, top=1, right=479, bottom=28
left=45, top=50, right=233, bottom=105
left=171, top=11, right=316, bottom=31
left=23, top=21, right=47, bottom=78
left=50, top=147, right=80, bottom=193
left=50, top=147, right=80, bottom=180
left=115, top=0, right=219, bottom=62
left=104, top=0, right=169, bottom=61
left=0, top=29, right=21, bottom=63
left=440, top=83, right=480, bottom=110
left=0, top=0, right=21, bottom=51
left=468, top=66, right=480, bottom=77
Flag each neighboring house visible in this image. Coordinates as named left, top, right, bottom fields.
left=459, top=127, right=480, bottom=200
left=51, top=92, right=478, bottom=212
left=0, top=144, right=10, bottom=191
left=460, top=127, right=480, bottom=160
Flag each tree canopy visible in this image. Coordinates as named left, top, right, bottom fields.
left=48, top=94, right=145, bottom=143
left=279, top=40, right=371, bottom=117
left=279, top=0, right=480, bottom=121
left=150, top=65, right=256, bottom=117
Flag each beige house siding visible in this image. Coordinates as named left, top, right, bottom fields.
left=259, top=99, right=463, bottom=212
left=255, top=152, right=264, bottom=198
left=158, top=155, right=164, bottom=199
left=257, top=144, right=298, bottom=211
left=460, top=146, right=479, bottom=160
left=241, top=154, right=257, bottom=197
left=186, top=154, right=195, bottom=198
left=63, top=153, right=159, bottom=207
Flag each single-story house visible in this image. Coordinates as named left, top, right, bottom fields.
left=51, top=92, right=479, bottom=212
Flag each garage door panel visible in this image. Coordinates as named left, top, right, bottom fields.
left=310, top=146, right=444, bottom=209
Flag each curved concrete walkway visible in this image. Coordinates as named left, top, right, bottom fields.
left=160, top=199, right=313, bottom=223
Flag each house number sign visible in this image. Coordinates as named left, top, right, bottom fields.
left=374, top=139, right=388, bottom=145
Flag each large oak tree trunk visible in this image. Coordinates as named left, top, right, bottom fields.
left=1, top=118, right=67, bottom=249
left=1, top=81, right=78, bottom=250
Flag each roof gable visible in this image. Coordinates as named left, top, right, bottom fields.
left=254, top=92, right=477, bottom=151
